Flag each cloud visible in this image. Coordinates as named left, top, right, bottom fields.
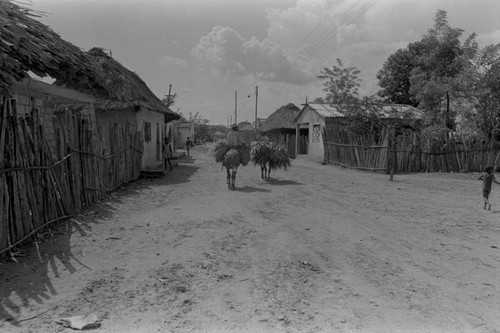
left=161, top=55, right=188, bottom=68
left=191, top=26, right=314, bottom=85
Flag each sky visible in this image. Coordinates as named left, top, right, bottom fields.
left=25, top=0, right=500, bottom=125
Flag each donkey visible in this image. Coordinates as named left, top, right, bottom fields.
left=223, top=148, right=241, bottom=190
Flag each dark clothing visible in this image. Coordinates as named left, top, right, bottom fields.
left=480, top=173, right=496, bottom=192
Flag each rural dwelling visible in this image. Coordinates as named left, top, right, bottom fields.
left=0, top=0, right=102, bottom=160
left=12, top=78, right=96, bottom=158
left=294, top=103, right=422, bottom=163
left=59, top=47, right=180, bottom=170
left=260, top=103, right=301, bottom=158
left=172, top=121, right=195, bottom=149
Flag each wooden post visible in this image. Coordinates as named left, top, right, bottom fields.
left=389, top=126, right=396, bottom=181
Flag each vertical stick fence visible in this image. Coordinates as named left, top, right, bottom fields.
left=323, top=126, right=499, bottom=174
left=0, top=97, right=144, bottom=256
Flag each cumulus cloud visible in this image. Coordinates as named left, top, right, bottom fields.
left=161, top=55, right=188, bottom=68
left=191, top=26, right=314, bottom=85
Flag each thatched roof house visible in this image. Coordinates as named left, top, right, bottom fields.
left=0, top=1, right=178, bottom=121
left=1, top=1, right=178, bottom=169
left=260, top=103, right=301, bottom=133
left=0, top=0, right=95, bottom=96
left=57, top=47, right=179, bottom=122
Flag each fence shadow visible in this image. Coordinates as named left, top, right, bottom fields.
left=0, top=182, right=142, bottom=328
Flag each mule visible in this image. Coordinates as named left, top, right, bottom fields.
left=223, top=148, right=241, bottom=190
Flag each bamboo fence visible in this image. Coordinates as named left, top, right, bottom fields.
left=0, top=97, right=143, bottom=256
left=323, top=126, right=499, bottom=174
left=323, top=126, right=389, bottom=172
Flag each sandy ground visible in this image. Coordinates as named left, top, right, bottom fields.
left=1, top=144, right=500, bottom=333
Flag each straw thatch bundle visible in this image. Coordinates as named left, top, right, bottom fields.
left=0, top=0, right=95, bottom=96
left=211, top=139, right=230, bottom=163
left=251, top=140, right=291, bottom=177
left=270, top=144, right=292, bottom=170
left=250, top=141, right=273, bottom=166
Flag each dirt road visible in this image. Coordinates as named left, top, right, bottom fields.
left=1, top=144, right=500, bottom=332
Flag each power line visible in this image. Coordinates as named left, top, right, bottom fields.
left=255, top=0, right=378, bottom=97
left=243, top=0, right=379, bottom=120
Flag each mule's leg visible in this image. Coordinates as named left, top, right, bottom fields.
left=231, top=169, right=237, bottom=190
left=226, top=167, right=231, bottom=189
left=267, top=165, right=271, bottom=181
left=261, top=164, right=265, bottom=179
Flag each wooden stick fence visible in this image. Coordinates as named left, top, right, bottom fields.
left=0, top=97, right=144, bottom=256
left=323, top=126, right=500, bottom=174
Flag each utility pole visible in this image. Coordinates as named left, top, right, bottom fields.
left=254, top=86, right=258, bottom=133
left=164, top=84, right=173, bottom=125
left=166, top=84, right=172, bottom=108
left=234, top=90, right=238, bottom=125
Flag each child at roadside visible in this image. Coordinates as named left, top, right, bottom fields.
left=162, top=137, right=173, bottom=171
left=479, top=165, right=500, bottom=210
left=186, top=137, right=193, bottom=156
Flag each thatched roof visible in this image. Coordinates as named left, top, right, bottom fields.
left=0, top=2, right=179, bottom=121
left=58, top=48, right=179, bottom=121
left=260, top=103, right=301, bottom=132
left=0, top=0, right=95, bottom=96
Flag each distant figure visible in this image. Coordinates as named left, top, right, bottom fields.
left=162, top=137, right=173, bottom=171
left=186, top=137, right=193, bottom=156
left=226, top=125, right=243, bottom=148
left=479, top=165, right=500, bottom=210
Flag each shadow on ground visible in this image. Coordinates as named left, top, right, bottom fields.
left=0, top=151, right=204, bottom=328
left=268, top=179, right=304, bottom=186
left=237, top=186, right=272, bottom=193
left=0, top=181, right=144, bottom=328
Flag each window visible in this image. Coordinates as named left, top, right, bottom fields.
left=144, top=121, right=151, bottom=142
left=312, top=124, right=321, bottom=143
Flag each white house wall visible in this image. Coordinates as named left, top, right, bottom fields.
left=295, top=108, right=325, bottom=163
left=137, top=108, right=164, bottom=169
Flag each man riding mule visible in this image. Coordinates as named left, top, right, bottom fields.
left=212, top=125, right=250, bottom=190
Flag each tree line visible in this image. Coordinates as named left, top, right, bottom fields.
left=316, top=10, right=500, bottom=140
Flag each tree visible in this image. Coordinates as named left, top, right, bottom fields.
left=376, top=47, right=419, bottom=106
left=409, top=10, right=464, bottom=128
left=377, top=10, right=464, bottom=129
left=187, top=112, right=209, bottom=124
left=317, top=58, right=361, bottom=109
left=318, top=60, right=387, bottom=136
left=161, top=93, right=177, bottom=108
left=457, top=33, right=500, bottom=138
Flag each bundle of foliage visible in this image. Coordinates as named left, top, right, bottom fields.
left=210, top=139, right=229, bottom=163
left=250, top=141, right=273, bottom=167
left=269, top=144, right=291, bottom=170
left=250, top=141, right=291, bottom=170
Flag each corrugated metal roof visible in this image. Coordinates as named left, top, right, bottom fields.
left=306, top=103, right=344, bottom=118
left=379, top=104, right=423, bottom=119
left=305, top=103, right=422, bottom=120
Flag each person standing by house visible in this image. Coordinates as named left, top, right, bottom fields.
left=479, top=165, right=500, bottom=210
left=186, top=137, right=193, bottom=157
left=162, top=137, right=173, bottom=171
